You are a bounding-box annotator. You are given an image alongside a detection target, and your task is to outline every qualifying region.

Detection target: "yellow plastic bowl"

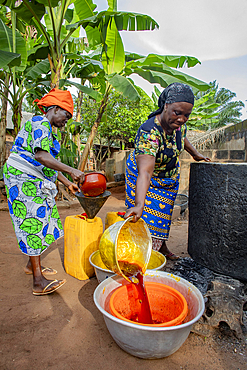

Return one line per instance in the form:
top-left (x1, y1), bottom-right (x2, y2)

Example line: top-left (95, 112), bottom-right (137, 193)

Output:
top-left (89, 250), bottom-right (166, 283)
top-left (147, 250), bottom-right (167, 270)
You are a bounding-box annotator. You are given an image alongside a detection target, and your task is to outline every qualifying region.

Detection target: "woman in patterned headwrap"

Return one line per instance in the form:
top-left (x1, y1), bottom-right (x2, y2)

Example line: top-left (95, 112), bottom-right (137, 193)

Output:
top-left (125, 83), bottom-right (210, 260)
top-left (3, 88), bottom-right (85, 295)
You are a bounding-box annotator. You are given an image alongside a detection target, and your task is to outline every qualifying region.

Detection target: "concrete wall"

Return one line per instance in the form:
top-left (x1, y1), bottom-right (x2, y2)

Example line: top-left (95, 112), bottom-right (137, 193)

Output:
top-left (7, 111), bottom-right (33, 130)
top-left (179, 149), bottom-right (246, 192)
top-left (113, 150), bottom-right (131, 174)
top-left (104, 120), bottom-right (247, 192)
top-left (215, 137), bottom-right (245, 150)
top-left (179, 119), bottom-right (247, 192)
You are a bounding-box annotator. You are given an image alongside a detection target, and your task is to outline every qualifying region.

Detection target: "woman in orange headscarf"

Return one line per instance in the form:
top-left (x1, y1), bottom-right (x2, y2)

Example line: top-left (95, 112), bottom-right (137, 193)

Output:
top-left (3, 89), bottom-right (85, 296)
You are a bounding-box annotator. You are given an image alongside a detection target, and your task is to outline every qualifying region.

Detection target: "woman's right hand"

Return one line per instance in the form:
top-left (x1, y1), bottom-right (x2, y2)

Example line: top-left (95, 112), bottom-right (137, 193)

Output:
top-left (69, 168), bottom-right (85, 184)
top-left (124, 205), bottom-right (144, 223)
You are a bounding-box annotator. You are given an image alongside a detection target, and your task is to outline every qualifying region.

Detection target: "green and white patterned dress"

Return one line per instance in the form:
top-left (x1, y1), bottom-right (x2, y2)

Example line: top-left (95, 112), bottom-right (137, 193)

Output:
top-left (3, 115), bottom-right (64, 256)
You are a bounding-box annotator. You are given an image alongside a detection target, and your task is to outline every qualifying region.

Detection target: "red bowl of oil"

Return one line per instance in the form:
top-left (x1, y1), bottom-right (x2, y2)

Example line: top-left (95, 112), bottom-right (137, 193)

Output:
top-left (80, 172), bottom-right (107, 197)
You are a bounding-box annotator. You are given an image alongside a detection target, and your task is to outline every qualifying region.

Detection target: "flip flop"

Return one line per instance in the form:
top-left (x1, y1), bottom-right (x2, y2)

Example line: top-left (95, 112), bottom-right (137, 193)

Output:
top-left (165, 252), bottom-right (180, 261)
top-left (24, 267), bottom-right (58, 275)
top-left (33, 279), bottom-right (66, 296)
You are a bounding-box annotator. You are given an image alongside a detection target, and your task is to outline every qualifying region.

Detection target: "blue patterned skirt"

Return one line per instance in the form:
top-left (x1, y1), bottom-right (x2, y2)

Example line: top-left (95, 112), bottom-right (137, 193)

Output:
top-left (3, 163), bottom-right (64, 256)
top-left (125, 151), bottom-right (179, 241)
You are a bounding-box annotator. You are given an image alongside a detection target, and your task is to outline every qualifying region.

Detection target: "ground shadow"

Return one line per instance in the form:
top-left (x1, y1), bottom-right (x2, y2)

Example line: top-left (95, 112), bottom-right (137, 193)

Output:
top-left (77, 278), bottom-right (107, 328)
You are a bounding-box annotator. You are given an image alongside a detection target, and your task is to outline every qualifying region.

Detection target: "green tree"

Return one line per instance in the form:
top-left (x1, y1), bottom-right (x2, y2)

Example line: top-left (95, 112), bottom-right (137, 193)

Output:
top-left (193, 81), bottom-right (245, 129)
top-left (98, 87), bottom-right (154, 149)
top-left (0, 0), bottom-right (160, 167)
top-left (1, 0), bottom-right (210, 172)
top-left (81, 87), bottom-right (154, 166)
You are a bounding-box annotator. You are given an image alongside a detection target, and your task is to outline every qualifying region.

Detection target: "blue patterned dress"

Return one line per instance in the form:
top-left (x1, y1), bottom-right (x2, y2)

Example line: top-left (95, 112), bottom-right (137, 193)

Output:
top-left (125, 116), bottom-right (186, 246)
top-left (3, 115), bottom-right (64, 256)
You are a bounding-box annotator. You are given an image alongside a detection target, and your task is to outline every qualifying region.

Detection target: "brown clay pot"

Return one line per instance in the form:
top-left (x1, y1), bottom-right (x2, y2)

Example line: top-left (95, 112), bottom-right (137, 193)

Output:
top-left (80, 172), bottom-right (107, 197)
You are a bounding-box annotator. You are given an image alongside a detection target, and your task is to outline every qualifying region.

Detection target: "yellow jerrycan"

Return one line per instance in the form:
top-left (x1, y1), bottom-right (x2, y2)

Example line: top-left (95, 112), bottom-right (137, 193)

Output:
top-left (105, 211), bottom-right (126, 229)
top-left (64, 214), bottom-right (103, 280)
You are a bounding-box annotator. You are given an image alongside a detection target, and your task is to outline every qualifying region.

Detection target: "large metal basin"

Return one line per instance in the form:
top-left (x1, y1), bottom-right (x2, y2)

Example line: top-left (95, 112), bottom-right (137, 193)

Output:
top-left (94, 271), bottom-right (205, 359)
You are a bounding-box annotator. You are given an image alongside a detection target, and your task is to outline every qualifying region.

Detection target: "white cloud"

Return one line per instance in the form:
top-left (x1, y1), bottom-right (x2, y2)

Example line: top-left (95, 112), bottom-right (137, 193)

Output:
top-left (95, 0), bottom-right (247, 119)
top-left (118, 0), bottom-right (247, 61)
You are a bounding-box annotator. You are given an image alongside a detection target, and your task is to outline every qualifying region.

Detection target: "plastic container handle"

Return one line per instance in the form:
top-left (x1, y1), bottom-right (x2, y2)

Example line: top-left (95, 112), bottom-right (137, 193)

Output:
top-left (77, 214), bottom-right (87, 221)
top-left (117, 212), bottom-right (126, 218)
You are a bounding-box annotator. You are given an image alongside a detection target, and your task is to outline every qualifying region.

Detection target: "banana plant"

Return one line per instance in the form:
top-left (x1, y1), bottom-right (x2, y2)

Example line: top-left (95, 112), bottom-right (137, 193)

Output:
top-left (75, 0), bottom-right (160, 171)
top-left (187, 91), bottom-right (220, 129)
top-left (75, 16), bottom-right (210, 170)
top-left (0, 12), bottom-right (29, 137)
top-left (0, 0), bottom-right (210, 172)
top-left (0, 0), bottom-right (158, 88)
top-left (0, 1), bottom-right (98, 138)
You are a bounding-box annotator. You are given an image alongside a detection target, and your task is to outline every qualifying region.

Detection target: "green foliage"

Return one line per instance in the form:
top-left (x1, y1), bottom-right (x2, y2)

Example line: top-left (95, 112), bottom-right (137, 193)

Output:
top-left (0, 50), bottom-right (21, 69)
top-left (189, 81), bottom-right (245, 129)
top-left (187, 91), bottom-right (220, 129)
top-left (0, 0), bottom-right (210, 173)
top-left (0, 18), bottom-right (27, 71)
top-left (151, 81), bottom-right (244, 131)
top-left (81, 87), bottom-right (155, 149)
top-left (57, 117), bottom-right (83, 175)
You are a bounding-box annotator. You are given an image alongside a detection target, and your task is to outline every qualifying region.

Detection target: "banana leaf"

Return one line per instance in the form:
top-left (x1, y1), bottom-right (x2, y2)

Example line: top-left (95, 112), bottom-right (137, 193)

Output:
top-left (106, 74), bottom-right (140, 101)
top-left (60, 79), bottom-right (102, 102)
top-left (126, 54), bottom-right (201, 69)
top-left (0, 50), bottom-right (21, 68)
top-left (0, 19), bottom-right (27, 71)
top-left (25, 59), bottom-right (50, 79)
top-left (130, 66), bottom-right (209, 92)
top-left (102, 18), bottom-right (125, 74)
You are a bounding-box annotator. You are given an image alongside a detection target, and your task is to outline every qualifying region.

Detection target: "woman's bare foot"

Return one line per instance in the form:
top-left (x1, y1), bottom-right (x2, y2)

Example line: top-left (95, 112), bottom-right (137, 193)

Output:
top-left (159, 240), bottom-right (179, 260)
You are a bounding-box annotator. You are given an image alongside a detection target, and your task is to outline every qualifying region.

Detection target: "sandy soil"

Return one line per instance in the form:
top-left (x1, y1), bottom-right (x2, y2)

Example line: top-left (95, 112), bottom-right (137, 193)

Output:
top-left (0, 186), bottom-right (246, 370)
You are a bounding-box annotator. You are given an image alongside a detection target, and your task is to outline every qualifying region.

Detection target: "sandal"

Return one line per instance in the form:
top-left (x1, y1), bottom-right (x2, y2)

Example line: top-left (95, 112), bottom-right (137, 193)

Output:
top-left (33, 279), bottom-right (66, 296)
top-left (24, 266), bottom-right (57, 275)
top-left (165, 252), bottom-right (180, 261)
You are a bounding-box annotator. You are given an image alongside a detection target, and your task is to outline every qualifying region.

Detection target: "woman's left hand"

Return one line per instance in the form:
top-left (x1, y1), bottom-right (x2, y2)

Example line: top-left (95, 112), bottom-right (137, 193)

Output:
top-left (68, 183), bottom-right (80, 195)
top-left (193, 153), bottom-right (211, 162)
top-left (184, 138), bottom-right (211, 162)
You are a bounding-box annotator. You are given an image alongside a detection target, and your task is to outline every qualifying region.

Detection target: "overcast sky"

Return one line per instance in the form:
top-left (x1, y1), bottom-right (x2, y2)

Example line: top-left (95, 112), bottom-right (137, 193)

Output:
top-left (96, 0), bottom-right (247, 119)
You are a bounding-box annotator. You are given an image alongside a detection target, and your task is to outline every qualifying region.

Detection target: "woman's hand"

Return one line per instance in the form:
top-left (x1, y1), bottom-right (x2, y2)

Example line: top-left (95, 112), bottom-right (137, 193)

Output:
top-left (124, 205), bottom-right (144, 223)
top-left (193, 153), bottom-right (211, 162)
top-left (57, 172), bottom-right (82, 193)
top-left (69, 168), bottom-right (85, 184)
top-left (184, 137), bottom-right (211, 162)
top-left (35, 150), bottom-right (86, 183)
top-left (68, 183), bottom-right (80, 195)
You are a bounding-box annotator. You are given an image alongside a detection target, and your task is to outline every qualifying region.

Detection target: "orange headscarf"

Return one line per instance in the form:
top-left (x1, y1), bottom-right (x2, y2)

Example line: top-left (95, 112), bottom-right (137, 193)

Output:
top-left (33, 88), bottom-right (74, 116)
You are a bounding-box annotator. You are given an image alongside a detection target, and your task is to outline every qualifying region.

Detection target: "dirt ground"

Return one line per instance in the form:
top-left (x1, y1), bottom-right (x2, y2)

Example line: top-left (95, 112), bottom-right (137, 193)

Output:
top-left (0, 186), bottom-right (246, 370)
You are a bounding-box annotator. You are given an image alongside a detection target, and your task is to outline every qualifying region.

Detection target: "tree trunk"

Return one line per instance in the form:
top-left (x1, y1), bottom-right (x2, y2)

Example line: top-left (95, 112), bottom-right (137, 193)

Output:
top-left (48, 54), bottom-right (61, 135)
top-left (48, 53), bottom-right (62, 89)
top-left (74, 90), bottom-right (83, 156)
top-left (12, 101), bottom-right (22, 138)
top-left (78, 98), bottom-right (108, 172)
top-left (0, 81), bottom-right (8, 167)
